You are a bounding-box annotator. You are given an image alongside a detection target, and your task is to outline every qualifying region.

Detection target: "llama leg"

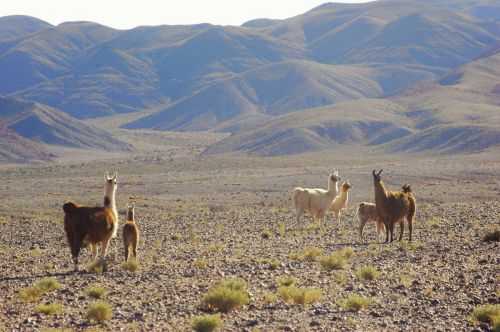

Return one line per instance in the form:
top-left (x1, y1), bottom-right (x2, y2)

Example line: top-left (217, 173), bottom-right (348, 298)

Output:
top-left (334, 210), bottom-right (340, 223)
top-left (296, 208), bottom-right (304, 224)
top-left (399, 219), bottom-right (405, 241)
top-left (90, 243), bottom-right (98, 261)
top-left (101, 238), bottom-right (111, 259)
top-left (359, 219), bottom-right (366, 241)
top-left (124, 243), bottom-right (129, 262)
top-left (337, 211), bottom-right (342, 224)
top-left (408, 216), bottom-right (413, 242)
top-left (133, 239), bottom-right (138, 260)
top-left (390, 222), bottom-right (395, 242)
top-left (384, 220), bottom-right (390, 243)
top-left (71, 238), bottom-right (82, 271)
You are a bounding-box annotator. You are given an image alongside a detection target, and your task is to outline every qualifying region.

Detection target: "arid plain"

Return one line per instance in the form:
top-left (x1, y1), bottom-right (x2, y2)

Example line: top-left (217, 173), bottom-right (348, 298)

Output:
top-left (0, 127), bottom-right (498, 331)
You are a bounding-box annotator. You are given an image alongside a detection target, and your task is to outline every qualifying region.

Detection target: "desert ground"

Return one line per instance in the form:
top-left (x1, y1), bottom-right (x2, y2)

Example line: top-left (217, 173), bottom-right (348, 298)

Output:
top-left (0, 128), bottom-right (499, 331)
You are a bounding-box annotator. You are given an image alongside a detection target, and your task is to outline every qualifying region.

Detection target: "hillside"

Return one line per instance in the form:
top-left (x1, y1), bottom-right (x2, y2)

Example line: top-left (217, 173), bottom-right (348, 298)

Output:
top-left (207, 48), bottom-right (500, 156)
top-left (0, 0), bottom-right (497, 125)
top-left (0, 15), bottom-right (51, 41)
top-left (0, 96), bottom-right (130, 158)
top-left (0, 125), bottom-right (53, 163)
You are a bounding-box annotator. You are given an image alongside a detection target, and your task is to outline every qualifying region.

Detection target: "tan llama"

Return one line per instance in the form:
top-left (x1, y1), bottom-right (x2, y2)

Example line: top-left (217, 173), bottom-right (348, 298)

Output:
top-left (123, 202), bottom-right (140, 262)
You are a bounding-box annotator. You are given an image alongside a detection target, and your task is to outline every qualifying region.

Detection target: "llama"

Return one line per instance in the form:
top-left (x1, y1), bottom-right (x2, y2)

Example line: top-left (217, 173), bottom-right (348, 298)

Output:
top-left (62, 172), bottom-right (118, 271)
top-left (372, 170), bottom-right (416, 243)
top-left (123, 202), bottom-right (140, 262)
top-left (329, 181), bottom-right (351, 223)
top-left (293, 170), bottom-right (341, 224)
top-left (354, 202), bottom-right (385, 242)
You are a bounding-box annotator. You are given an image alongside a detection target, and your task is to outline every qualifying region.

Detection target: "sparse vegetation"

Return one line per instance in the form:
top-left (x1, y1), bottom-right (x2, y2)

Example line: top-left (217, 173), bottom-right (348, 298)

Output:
top-left (319, 253), bottom-right (347, 271)
top-left (262, 292), bottom-right (278, 304)
top-left (121, 259), bottom-right (139, 272)
top-left (88, 260), bottom-right (106, 274)
top-left (355, 266), bottom-right (380, 281)
top-left (86, 285), bottom-right (107, 299)
top-left (470, 304), bottom-right (500, 328)
top-left (194, 258), bottom-right (208, 269)
top-left (36, 303), bottom-right (63, 315)
top-left (86, 301), bottom-right (113, 323)
top-left (35, 278), bottom-right (61, 292)
top-left (277, 276), bottom-right (297, 287)
top-left (338, 294), bottom-right (373, 312)
top-left (19, 287), bottom-right (43, 303)
top-left (301, 247), bottom-right (323, 262)
top-left (202, 278), bottom-right (250, 313)
top-left (192, 314), bottom-right (223, 332)
top-left (277, 286), bottom-right (322, 305)
top-left (261, 229), bottom-right (272, 239)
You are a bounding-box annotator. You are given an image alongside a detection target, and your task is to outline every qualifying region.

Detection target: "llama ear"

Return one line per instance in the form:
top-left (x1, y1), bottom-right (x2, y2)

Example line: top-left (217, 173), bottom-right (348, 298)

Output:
top-left (105, 172), bottom-right (110, 180)
top-left (113, 172), bottom-right (117, 180)
top-left (372, 170), bottom-right (376, 176)
top-left (377, 169), bottom-right (383, 176)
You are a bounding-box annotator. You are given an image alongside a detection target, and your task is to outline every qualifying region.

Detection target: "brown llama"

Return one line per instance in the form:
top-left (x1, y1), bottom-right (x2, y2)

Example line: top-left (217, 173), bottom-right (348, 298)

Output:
top-left (372, 170), bottom-right (416, 243)
top-left (63, 172), bottom-right (118, 271)
top-left (123, 202), bottom-right (140, 262)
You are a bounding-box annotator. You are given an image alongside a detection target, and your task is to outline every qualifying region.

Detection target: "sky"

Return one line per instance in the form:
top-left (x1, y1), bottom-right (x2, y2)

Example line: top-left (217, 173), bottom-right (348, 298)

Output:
top-left (1, 0), bottom-right (373, 29)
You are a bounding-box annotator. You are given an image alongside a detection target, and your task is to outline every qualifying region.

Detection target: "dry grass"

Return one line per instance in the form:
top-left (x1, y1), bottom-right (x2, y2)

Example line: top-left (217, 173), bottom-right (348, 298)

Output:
top-left (470, 304), bottom-right (500, 328)
top-left (86, 285), bottom-right (107, 299)
top-left (192, 314), bottom-right (223, 332)
top-left (355, 266), bottom-right (380, 281)
top-left (202, 278), bottom-right (250, 313)
top-left (36, 303), bottom-right (63, 315)
top-left (86, 301), bottom-right (113, 323)
top-left (277, 286), bottom-right (322, 305)
top-left (338, 294), bottom-right (373, 312)
top-left (121, 259), bottom-right (139, 272)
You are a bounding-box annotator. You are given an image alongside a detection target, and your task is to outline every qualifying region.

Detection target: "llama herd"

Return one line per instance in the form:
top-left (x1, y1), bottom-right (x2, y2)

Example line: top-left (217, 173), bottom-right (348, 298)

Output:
top-left (62, 170), bottom-right (415, 271)
top-left (293, 169), bottom-right (416, 243)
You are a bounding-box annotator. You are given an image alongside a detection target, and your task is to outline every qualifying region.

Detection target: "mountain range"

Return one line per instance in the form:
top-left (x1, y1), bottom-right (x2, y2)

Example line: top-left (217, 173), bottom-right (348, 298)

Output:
top-left (0, 0), bottom-right (499, 160)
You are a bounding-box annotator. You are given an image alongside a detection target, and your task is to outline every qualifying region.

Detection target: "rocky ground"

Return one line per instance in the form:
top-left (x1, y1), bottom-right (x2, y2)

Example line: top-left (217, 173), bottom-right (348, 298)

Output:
top-left (0, 145), bottom-right (499, 331)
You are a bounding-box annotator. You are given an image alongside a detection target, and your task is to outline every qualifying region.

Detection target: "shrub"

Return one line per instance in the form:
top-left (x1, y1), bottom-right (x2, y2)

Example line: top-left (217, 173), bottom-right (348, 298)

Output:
top-left (192, 314), bottom-right (223, 332)
top-left (277, 286), bottom-right (322, 305)
top-left (338, 294), bottom-right (373, 312)
top-left (470, 304), bottom-right (500, 326)
top-left (86, 301), bottom-right (113, 323)
top-left (121, 259), bottom-right (139, 272)
top-left (338, 247), bottom-right (354, 259)
top-left (302, 247), bottom-right (323, 262)
top-left (319, 254), bottom-right (346, 271)
top-left (277, 276), bottom-right (297, 287)
top-left (88, 260), bottom-right (106, 274)
top-left (278, 222), bottom-right (286, 237)
top-left (262, 292), bottom-right (278, 304)
top-left (19, 287), bottom-right (43, 303)
top-left (355, 266), bottom-right (380, 281)
top-left (202, 278), bottom-right (250, 313)
top-left (194, 258), bottom-right (208, 269)
top-left (35, 278), bottom-right (61, 292)
top-left (261, 229), bottom-right (272, 239)
top-left (36, 303), bottom-right (63, 315)
top-left (86, 285), bottom-right (107, 299)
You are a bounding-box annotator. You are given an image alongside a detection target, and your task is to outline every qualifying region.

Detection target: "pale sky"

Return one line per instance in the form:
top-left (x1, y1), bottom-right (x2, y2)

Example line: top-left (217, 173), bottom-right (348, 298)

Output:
top-left (1, 0), bottom-right (373, 29)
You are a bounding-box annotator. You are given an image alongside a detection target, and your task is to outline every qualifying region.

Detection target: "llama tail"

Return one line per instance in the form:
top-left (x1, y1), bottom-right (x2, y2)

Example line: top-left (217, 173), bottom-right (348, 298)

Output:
top-left (401, 184), bottom-right (412, 193)
top-left (63, 202), bottom-right (78, 214)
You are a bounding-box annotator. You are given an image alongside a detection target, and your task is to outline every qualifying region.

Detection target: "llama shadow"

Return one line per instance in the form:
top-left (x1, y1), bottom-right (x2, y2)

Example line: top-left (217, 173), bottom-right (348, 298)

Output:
top-left (0, 270), bottom-right (82, 283)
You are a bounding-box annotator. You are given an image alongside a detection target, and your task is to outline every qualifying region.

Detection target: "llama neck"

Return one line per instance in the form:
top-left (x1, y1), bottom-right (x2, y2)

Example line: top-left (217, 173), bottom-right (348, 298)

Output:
top-left (328, 180), bottom-right (338, 196)
top-left (374, 181), bottom-right (388, 206)
top-left (104, 191), bottom-right (117, 219)
top-left (127, 210), bottom-right (134, 222)
top-left (340, 190), bottom-right (349, 203)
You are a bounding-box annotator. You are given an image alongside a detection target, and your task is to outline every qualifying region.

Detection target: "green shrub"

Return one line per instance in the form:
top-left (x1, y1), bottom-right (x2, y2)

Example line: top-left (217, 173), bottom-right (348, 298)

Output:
top-left (36, 303), bottom-right (63, 315)
top-left (19, 287), bottom-right (43, 303)
top-left (86, 285), bottom-right (107, 299)
top-left (202, 278), bottom-right (250, 313)
top-left (355, 266), bottom-right (380, 281)
top-left (277, 276), bottom-right (297, 287)
top-left (338, 294), bottom-right (373, 312)
top-left (470, 304), bottom-right (500, 326)
top-left (121, 259), bottom-right (139, 272)
top-left (86, 301), bottom-right (113, 323)
top-left (35, 278), bottom-right (61, 292)
top-left (301, 247), bottom-right (323, 261)
top-left (277, 286), bottom-right (322, 305)
top-left (192, 314), bottom-right (223, 332)
top-left (262, 292), bottom-right (278, 304)
top-left (319, 254), bottom-right (346, 271)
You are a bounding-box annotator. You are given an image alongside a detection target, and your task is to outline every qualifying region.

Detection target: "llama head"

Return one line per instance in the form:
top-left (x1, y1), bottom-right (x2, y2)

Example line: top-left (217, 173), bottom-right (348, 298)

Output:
top-left (126, 202), bottom-right (135, 221)
top-left (104, 172), bottom-right (117, 199)
top-left (330, 170), bottom-right (341, 182)
top-left (342, 181), bottom-right (352, 192)
top-left (372, 169), bottom-right (383, 183)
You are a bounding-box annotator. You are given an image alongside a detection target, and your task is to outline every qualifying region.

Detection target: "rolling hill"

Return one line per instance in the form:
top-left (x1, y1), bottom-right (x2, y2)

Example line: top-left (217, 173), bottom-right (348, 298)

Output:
top-left (0, 96), bottom-right (130, 162)
top-left (1, 0), bottom-right (500, 159)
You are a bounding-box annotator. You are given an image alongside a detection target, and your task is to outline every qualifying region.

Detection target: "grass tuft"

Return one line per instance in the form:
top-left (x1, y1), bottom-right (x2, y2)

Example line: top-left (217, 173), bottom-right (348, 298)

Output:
top-left (470, 304), bottom-right (500, 327)
top-left (355, 266), bottom-right (380, 281)
top-left (301, 247), bottom-right (323, 262)
top-left (19, 287), bottom-right (43, 303)
top-left (35, 278), bottom-right (61, 292)
top-left (36, 303), bottom-right (63, 315)
top-left (121, 259), bottom-right (139, 272)
top-left (192, 314), bottom-right (223, 332)
top-left (277, 276), bottom-right (297, 287)
top-left (338, 294), bottom-right (373, 312)
top-left (277, 286), bottom-right (322, 305)
top-left (319, 254), bottom-right (346, 271)
top-left (86, 301), bottom-right (113, 323)
top-left (86, 285), bottom-right (107, 299)
top-left (202, 278), bottom-right (250, 313)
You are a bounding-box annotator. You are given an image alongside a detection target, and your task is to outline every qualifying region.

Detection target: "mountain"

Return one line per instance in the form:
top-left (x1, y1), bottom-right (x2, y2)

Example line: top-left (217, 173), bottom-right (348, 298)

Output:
top-left (0, 125), bottom-right (53, 163)
top-left (207, 48), bottom-right (500, 156)
top-left (0, 96), bottom-right (130, 153)
top-left (0, 16), bottom-right (51, 41)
